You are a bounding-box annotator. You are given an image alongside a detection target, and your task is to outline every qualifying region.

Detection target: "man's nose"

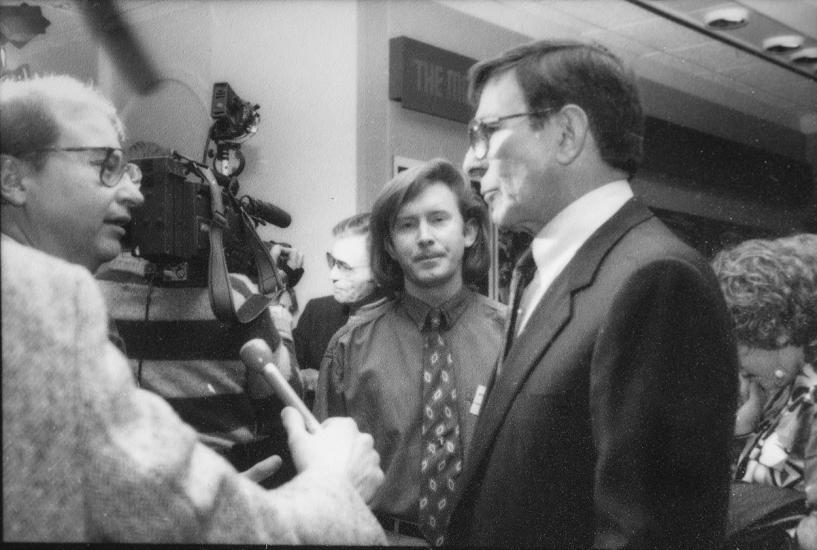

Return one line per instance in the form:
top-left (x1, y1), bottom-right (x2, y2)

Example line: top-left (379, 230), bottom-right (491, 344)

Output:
top-left (417, 219), bottom-right (434, 243)
top-left (117, 175), bottom-right (145, 208)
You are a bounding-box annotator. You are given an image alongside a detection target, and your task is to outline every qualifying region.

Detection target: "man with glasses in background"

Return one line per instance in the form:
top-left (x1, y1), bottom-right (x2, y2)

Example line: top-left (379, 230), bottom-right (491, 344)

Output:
top-left (446, 40), bottom-right (739, 548)
top-left (294, 212), bottom-right (386, 407)
top-left (1, 74), bottom-right (385, 544)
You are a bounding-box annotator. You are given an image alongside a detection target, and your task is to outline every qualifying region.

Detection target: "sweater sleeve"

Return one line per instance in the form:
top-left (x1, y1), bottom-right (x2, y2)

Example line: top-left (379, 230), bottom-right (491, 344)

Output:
top-left (72, 267), bottom-right (383, 544)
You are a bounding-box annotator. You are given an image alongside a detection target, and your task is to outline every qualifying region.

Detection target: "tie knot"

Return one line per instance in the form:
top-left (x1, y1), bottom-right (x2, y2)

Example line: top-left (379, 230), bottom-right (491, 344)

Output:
top-left (426, 308), bottom-right (444, 331)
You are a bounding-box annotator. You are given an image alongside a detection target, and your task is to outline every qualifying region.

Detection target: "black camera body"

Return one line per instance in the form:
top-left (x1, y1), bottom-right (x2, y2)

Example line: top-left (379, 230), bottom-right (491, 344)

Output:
top-left (128, 155), bottom-right (249, 284)
top-left (126, 83), bottom-right (289, 292)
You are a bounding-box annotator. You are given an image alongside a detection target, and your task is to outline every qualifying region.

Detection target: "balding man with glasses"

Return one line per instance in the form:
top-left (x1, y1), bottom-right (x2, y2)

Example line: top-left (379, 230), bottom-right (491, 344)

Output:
top-left (1, 74), bottom-right (385, 544)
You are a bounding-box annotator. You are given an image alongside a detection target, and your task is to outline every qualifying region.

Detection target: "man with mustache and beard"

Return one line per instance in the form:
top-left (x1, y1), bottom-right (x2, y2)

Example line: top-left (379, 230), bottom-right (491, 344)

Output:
top-left (314, 158), bottom-right (505, 547)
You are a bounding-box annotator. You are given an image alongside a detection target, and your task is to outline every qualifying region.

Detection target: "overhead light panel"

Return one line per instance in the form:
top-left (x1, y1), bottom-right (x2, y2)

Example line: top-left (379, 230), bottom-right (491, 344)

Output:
top-left (704, 6), bottom-right (749, 30)
top-left (763, 35), bottom-right (804, 54)
top-left (790, 47), bottom-right (817, 65)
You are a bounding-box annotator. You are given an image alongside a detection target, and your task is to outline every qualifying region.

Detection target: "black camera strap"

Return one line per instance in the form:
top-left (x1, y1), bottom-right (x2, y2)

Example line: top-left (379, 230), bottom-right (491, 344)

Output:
top-left (206, 177), bottom-right (278, 324)
top-left (240, 208), bottom-right (285, 297)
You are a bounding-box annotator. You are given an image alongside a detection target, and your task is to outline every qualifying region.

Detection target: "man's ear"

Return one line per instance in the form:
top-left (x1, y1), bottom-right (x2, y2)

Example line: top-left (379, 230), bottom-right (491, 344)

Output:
top-left (1, 155), bottom-right (29, 206)
top-left (554, 104), bottom-right (590, 166)
top-left (463, 217), bottom-right (478, 248)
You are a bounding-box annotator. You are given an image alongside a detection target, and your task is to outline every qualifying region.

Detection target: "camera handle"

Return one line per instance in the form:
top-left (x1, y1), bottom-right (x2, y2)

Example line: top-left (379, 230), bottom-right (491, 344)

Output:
top-left (182, 153), bottom-right (279, 324)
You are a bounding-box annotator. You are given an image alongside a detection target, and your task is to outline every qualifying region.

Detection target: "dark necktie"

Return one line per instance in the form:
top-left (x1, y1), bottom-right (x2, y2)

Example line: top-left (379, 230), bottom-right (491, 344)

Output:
top-left (504, 248), bottom-right (537, 356)
top-left (418, 308), bottom-right (462, 547)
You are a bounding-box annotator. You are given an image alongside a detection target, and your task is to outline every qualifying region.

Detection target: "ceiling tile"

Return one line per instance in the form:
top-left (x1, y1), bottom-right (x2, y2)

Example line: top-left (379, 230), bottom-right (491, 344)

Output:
top-left (739, 0), bottom-right (817, 40)
top-left (545, 0), bottom-right (656, 29)
top-left (634, 50), bottom-right (703, 88)
top-left (451, 0), bottom-right (582, 37)
top-left (721, 58), bottom-right (812, 91)
top-left (580, 28), bottom-right (656, 59)
top-left (669, 40), bottom-right (758, 71)
top-left (610, 18), bottom-right (710, 51)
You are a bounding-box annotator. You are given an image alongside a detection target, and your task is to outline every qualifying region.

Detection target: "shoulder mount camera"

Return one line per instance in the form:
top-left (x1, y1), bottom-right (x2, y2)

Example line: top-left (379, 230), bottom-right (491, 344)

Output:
top-left (126, 83), bottom-right (292, 324)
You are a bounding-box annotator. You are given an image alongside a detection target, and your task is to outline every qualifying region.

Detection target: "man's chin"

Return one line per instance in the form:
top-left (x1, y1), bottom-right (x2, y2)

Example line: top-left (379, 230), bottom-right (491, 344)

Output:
top-left (95, 241), bottom-right (123, 269)
top-left (491, 210), bottom-right (528, 233)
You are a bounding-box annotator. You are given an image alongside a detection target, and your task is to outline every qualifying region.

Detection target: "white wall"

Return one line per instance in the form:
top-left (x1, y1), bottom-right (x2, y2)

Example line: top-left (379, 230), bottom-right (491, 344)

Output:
top-left (356, 0), bottom-right (529, 210)
top-left (101, 0), bottom-right (360, 311)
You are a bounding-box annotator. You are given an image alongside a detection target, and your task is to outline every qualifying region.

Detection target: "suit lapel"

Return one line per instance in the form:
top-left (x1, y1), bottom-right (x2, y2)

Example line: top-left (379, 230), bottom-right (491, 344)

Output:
top-left (458, 198), bottom-right (655, 494)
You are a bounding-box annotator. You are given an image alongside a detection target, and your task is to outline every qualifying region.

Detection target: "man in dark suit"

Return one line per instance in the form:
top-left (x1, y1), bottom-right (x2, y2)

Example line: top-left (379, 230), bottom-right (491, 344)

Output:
top-left (449, 39), bottom-right (739, 549)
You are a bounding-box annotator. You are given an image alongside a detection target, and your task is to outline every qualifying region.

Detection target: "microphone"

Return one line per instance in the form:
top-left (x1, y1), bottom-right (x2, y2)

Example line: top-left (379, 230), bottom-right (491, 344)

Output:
top-left (240, 338), bottom-right (321, 432)
top-left (80, 1), bottom-right (161, 95)
top-left (241, 196), bottom-right (292, 228)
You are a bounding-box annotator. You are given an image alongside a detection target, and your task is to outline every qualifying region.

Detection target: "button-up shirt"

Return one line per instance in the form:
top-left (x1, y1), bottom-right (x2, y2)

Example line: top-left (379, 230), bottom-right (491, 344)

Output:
top-left (518, 180), bottom-right (633, 333)
top-left (314, 287), bottom-right (506, 521)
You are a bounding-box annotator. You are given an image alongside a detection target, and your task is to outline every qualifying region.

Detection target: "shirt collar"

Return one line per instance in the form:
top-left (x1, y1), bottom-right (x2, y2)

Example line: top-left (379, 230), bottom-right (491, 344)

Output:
top-left (400, 286), bottom-right (472, 330)
top-left (530, 180), bottom-right (633, 273)
top-left (342, 287), bottom-right (388, 316)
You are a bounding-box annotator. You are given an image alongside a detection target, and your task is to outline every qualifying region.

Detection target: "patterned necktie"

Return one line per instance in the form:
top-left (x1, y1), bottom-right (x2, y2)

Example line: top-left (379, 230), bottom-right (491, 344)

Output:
top-left (419, 308), bottom-right (463, 547)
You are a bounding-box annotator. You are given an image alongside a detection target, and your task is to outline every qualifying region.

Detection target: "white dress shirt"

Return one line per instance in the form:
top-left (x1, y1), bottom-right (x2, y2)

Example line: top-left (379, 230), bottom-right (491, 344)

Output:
top-left (517, 180), bottom-right (634, 333)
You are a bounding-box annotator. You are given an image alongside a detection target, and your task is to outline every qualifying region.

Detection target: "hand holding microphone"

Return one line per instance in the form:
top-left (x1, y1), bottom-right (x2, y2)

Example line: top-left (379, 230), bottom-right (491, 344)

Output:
top-left (240, 338), bottom-right (384, 503)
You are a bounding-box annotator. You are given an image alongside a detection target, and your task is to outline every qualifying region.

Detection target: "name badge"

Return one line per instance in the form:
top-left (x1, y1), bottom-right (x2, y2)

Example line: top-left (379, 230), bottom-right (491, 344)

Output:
top-left (469, 385), bottom-right (487, 416)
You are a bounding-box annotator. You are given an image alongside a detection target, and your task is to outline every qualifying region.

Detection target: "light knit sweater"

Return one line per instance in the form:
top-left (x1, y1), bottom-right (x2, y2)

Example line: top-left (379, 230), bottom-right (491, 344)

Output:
top-left (1, 236), bottom-right (385, 544)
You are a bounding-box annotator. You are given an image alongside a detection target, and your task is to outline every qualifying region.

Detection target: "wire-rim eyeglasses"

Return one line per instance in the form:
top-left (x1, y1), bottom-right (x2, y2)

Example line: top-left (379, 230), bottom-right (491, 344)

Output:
top-left (467, 109), bottom-right (554, 160)
top-left (13, 146), bottom-right (142, 188)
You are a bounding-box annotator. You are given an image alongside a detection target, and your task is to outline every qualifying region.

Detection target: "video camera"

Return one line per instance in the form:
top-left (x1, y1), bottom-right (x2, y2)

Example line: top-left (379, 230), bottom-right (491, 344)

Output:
top-left (209, 82), bottom-right (259, 180)
top-left (128, 84), bottom-right (292, 305)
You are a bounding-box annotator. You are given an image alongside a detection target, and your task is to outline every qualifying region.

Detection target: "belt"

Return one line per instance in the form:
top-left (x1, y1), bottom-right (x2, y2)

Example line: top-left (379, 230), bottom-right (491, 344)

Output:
top-left (376, 514), bottom-right (425, 539)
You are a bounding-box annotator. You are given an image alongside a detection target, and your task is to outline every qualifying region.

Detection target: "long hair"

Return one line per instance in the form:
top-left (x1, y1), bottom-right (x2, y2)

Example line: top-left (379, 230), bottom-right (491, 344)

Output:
top-left (370, 158), bottom-right (490, 293)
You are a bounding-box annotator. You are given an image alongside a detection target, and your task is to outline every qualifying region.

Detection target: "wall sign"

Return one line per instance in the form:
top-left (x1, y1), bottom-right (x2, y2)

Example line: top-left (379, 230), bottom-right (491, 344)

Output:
top-left (389, 36), bottom-right (476, 123)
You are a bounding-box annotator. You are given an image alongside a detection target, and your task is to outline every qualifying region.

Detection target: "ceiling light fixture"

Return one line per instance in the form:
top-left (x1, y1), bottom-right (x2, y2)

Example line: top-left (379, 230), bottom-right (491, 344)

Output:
top-left (704, 6), bottom-right (749, 30)
top-left (790, 47), bottom-right (817, 64)
top-left (763, 35), bottom-right (804, 54)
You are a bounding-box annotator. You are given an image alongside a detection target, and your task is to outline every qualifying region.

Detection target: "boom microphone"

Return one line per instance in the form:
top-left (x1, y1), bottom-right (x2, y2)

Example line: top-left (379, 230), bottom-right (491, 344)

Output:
top-left (80, 1), bottom-right (161, 95)
top-left (239, 338), bottom-right (320, 432)
top-left (241, 196), bottom-right (292, 228)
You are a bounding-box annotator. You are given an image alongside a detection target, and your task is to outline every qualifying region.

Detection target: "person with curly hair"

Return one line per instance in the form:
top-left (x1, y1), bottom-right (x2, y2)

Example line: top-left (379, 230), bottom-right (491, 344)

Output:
top-left (712, 234), bottom-right (817, 548)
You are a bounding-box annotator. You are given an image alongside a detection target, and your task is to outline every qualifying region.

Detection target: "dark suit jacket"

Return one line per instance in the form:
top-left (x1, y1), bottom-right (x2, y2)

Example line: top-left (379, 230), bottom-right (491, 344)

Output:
top-left (294, 295), bottom-right (350, 372)
top-left (447, 199), bottom-right (738, 549)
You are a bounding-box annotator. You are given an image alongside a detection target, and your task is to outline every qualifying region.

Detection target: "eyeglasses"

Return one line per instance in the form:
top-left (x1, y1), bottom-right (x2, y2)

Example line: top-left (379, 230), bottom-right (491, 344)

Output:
top-left (326, 252), bottom-right (368, 274)
top-left (19, 147), bottom-right (142, 188)
top-left (467, 109), bottom-right (554, 160)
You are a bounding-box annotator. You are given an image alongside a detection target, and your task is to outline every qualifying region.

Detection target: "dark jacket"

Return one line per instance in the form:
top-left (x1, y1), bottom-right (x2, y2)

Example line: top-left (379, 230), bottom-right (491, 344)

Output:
top-left (294, 291), bottom-right (385, 372)
top-left (447, 199), bottom-right (739, 549)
